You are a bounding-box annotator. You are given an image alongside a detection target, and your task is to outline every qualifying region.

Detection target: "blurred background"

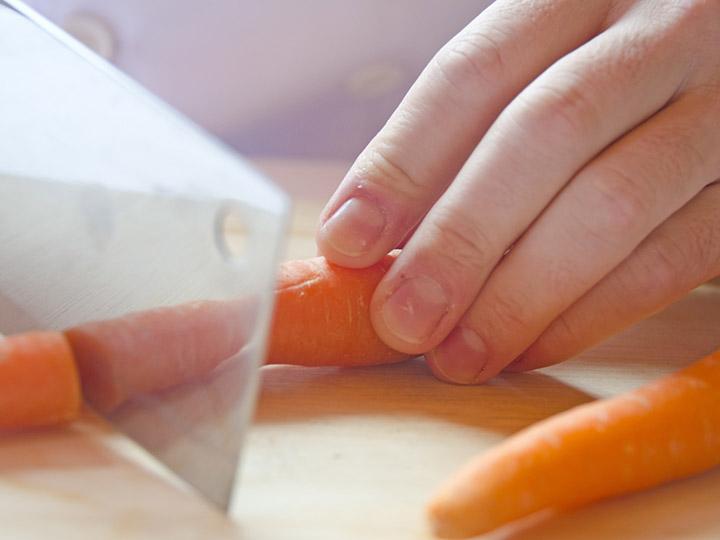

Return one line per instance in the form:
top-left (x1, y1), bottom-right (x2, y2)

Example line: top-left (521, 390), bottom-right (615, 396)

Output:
top-left (24, 1), bottom-right (489, 162)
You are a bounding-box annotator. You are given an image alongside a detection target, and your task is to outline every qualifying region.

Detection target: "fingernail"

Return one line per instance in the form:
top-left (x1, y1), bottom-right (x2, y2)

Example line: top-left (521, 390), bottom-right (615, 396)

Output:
top-left (430, 326), bottom-right (487, 384)
top-left (321, 197), bottom-right (386, 257)
top-left (380, 276), bottom-right (448, 344)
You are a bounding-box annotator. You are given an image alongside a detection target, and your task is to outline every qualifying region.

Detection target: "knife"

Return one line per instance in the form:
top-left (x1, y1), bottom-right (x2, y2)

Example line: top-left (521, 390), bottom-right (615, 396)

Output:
top-left (0, 0), bottom-right (289, 512)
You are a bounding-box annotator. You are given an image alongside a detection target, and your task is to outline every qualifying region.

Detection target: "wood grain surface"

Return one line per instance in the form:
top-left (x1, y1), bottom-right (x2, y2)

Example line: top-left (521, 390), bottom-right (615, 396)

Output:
top-left (2, 160), bottom-right (719, 539)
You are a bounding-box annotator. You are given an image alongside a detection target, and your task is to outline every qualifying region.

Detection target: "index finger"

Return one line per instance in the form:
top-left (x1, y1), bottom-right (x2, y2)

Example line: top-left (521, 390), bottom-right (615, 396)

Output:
top-left (316, 0), bottom-right (612, 268)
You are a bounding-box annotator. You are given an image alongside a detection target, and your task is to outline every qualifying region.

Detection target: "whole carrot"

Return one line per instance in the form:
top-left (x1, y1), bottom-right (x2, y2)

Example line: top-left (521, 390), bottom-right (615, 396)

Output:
top-left (427, 349), bottom-right (720, 538)
top-left (0, 332), bottom-right (81, 430)
top-left (266, 254), bottom-right (410, 367)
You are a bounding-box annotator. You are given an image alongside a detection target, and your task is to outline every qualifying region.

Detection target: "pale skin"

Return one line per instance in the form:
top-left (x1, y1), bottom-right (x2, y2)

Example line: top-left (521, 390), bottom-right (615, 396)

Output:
top-left (316, 0), bottom-right (720, 384)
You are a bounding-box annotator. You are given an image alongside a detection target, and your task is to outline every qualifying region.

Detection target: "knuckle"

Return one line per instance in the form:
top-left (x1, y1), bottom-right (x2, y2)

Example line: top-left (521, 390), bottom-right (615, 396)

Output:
top-left (433, 30), bottom-right (506, 93)
top-left (663, 137), bottom-right (705, 184)
top-left (675, 190), bottom-right (720, 276)
top-left (522, 76), bottom-right (600, 141)
top-left (530, 313), bottom-right (583, 363)
top-left (355, 146), bottom-right (425, 200)
top-left (425, 213), bottom-right (493, 273)
top-left (624, 184), bottom-right (720, 297)
top-left (635, 123), bottom-right (706, 184)
top-left (545, 313), bottom-right (582, 349)
top-left (481, 289), bottom-right (535, 336)
top-left (545, 257), bottom-right (584, 300)
top-left (637, 233), bottom-right (689, 293)
top-left (651, 0), bottom-right (720, 54)
top-left (584, 165), bottom-right (653, 235)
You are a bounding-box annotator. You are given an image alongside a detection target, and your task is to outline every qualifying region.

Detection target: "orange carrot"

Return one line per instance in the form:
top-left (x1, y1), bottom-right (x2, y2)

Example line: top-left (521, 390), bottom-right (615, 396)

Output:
top-left (0, 332), bottom-right (81, 430)
top-left (64, 300), bottom-right (250, 413)
top-left (64, 255), bottom-right (409, 413)
top-left (266, 254), bottom-right (411, 367)
top-left (427, 350), bottom-right (720, 538)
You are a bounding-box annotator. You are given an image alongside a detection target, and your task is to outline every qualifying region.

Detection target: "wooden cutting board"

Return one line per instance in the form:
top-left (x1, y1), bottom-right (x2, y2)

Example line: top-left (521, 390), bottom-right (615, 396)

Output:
top-left (2, 160), bottom-right (720, 540)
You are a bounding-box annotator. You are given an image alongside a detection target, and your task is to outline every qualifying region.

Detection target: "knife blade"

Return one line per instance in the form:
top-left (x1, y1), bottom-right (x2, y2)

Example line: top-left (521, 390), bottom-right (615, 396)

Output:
top-left (0, 0), bottom-right (288, 511)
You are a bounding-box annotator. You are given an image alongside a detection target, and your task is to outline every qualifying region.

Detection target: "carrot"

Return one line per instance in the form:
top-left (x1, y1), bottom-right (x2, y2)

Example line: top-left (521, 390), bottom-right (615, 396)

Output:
top-left (266, 254), bottom-right (411, 367)
top-left (2, 255), bottom-right (409, 422)
top-left (0, 332), bottom-right (81, 430)
top-left (427, 349), bottom-right (720, 538)
top-left (64, 255), bottom-right (409, 413)
top-left (64, 300), bottom-right (250, 413)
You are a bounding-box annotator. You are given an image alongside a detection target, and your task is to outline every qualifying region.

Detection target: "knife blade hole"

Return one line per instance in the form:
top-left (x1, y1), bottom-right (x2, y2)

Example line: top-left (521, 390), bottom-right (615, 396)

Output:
top-left (215, 207), bottom-right (248, 262)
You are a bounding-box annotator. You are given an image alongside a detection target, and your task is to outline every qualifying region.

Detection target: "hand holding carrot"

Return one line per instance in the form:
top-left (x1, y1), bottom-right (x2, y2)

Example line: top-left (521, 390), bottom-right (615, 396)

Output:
top-left (317, 0), bottom-right (720, 385)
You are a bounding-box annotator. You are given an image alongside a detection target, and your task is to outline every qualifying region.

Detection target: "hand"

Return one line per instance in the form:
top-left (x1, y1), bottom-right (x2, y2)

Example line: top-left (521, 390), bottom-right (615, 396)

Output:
top-left (316, 0), bottom-right (720, 384)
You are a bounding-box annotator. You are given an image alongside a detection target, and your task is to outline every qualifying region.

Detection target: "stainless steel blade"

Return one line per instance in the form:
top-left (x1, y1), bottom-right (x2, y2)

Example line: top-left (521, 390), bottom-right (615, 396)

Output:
top-left (0, 1), bottom-right (288, 511)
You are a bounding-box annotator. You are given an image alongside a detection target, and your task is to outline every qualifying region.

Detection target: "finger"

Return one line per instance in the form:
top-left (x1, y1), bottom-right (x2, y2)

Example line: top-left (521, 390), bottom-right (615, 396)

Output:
top-left (373, 5), bottom-right (697, 355)
top-left (511, 180), bottom-right (720, 372)
top-left (316, 0), bottom-right (612, 268)
top-left (426, 81), bottom-right (720, 383)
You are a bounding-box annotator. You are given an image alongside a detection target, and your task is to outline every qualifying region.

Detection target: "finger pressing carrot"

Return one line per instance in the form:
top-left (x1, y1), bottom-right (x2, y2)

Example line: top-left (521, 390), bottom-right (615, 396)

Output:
top-left (64, 300), bottom-right (250, 413)
top-left (427, 349), bottom-right (720, 538)
top-left (0, 332), bottom-right (81, 431)
top-left (266, 254), bottom-right (411, 367)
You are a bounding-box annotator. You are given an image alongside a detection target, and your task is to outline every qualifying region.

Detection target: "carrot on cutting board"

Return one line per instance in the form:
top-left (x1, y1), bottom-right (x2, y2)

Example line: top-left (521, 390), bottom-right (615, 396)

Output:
top-left (0, 254), bottom-right (406, 426)
top-left (266, 254), bottom-right (410, 367)
top-left (0, 332), bottom-right (81, 431)
top-left (64, 255), bottom-right (409, 413)
top-left (427, 349), bottom-right (720, 538)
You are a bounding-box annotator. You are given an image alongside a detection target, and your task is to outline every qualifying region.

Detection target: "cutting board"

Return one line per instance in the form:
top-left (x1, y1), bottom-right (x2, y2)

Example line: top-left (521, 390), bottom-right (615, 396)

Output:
top-left (2, 160), bottom-right (720, 540)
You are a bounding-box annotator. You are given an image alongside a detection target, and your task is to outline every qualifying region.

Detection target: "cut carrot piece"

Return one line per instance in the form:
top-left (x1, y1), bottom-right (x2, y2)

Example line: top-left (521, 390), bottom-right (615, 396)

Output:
top-left (427, 350), bottom-right (720, 538)
top-left (266, 254), bottom-right (411, 367)
top-left (0, 332), bottom-right (81, 430)
top-left (65, 300), bottom-right (249, 413)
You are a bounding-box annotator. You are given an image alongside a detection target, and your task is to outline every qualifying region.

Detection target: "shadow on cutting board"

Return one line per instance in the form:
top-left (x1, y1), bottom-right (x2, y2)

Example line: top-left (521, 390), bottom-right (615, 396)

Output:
top-left (255, 359), bottom-right (595, 436)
